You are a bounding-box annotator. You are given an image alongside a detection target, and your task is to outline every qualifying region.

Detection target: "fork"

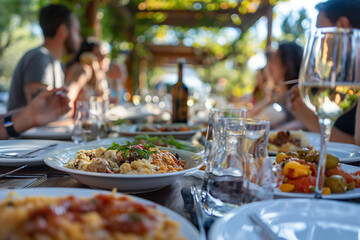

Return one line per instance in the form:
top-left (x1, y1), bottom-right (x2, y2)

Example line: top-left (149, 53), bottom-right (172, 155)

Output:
top-left (22, 175), bottom-right (48, 188)
top-left (0, 144), bottom-right (57, 158)
top-left (0, 165), bottom-right (27, 178)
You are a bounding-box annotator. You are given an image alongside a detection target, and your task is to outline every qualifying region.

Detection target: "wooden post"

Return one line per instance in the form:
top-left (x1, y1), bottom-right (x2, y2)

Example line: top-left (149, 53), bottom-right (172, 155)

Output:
top-left (85, 0), bottom-right (101, 38)
top-left (266, 6), bottom-right (273, 50)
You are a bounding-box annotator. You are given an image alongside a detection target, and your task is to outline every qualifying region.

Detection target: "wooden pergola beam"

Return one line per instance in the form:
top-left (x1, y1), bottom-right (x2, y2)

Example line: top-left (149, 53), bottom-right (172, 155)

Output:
top-left (136, 4), bottom-right (273, 32)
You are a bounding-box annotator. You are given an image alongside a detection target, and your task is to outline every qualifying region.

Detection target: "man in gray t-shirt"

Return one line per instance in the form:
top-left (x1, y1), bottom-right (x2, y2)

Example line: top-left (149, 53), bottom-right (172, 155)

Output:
top-left (8, 47), bottom-right (64, 110)
top-left (7, 4), bottom-right (81, 111)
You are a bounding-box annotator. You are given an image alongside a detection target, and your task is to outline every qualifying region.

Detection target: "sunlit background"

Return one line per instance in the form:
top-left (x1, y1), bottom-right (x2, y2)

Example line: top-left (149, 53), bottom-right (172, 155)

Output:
top-left (0, 0), bottom-right (322, 106)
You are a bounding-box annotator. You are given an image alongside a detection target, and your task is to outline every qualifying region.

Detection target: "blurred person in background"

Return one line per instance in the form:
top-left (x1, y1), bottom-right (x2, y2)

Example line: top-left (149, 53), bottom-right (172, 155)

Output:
top-left (107, 62), bottom-right (128, 104)
top-left (1, 87), bottom-right (70, 139)
top-left (65, 37), bottom-right (110, 105)
top-left (286, 0), bottom-right (360, 144)
top-left (252, 42), bottom-right (303, 128)
top-left (7, 4), bottom-right (83, 111)
top-left (247, 67), bottom-right (273, 116)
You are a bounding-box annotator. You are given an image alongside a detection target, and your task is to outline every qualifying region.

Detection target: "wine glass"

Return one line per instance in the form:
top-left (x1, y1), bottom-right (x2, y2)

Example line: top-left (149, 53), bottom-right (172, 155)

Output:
top-left (299, 27), bottom-right (360, 198)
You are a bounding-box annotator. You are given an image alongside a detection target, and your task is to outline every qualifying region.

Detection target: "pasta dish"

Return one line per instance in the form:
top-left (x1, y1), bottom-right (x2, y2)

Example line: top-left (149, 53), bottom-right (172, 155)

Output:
top-left (65, 142), bottom-right (185, 174)
top-left (0, 191), bottom-right (184, 240)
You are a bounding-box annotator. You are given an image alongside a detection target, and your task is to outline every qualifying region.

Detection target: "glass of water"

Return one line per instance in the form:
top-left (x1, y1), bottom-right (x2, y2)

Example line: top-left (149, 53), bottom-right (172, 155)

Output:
top-left (72, 100), bottom-right (101, 144)
top-left (242, 118), bottom-right (273, 203)
top-left (201, 118), bottom-right (246, 217)
top-left (204, 108), bottom-right (247, 166)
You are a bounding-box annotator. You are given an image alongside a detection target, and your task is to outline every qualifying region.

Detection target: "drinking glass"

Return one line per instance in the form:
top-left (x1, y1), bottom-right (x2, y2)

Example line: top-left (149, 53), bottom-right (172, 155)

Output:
top-left (90, 96), bottom-right (108, 139)
top-left (242, 118), bottom-right (273, 203)
top-left (204, 108), bottom-right (247, 165)
top-left (299, 27), bottom-right (360, 198)
top-left (201, 118), bottom-right (246, 217)
top-left (72, 100), bottom-right (101, 144)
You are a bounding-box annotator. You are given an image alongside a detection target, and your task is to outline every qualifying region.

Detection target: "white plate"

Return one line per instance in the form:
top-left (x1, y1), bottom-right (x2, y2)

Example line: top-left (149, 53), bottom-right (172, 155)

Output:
top-left (269, 131), bottom-right (360, 163)
top-left (21, 125), bottom-right (73, 140)
top-left (44, 141), bottom-right (203, 193)
top-left (106, 105), bottom-right (154, 121)
top-left (275, 164), bottom-right (360, 199)
top-left (209, 198), bottom-right (360, 240)
top-left (0, 187), bottom-right (199, 240)
top-left (0, 140), bottom-right (74, 167)
top-left (113, 123), bottom-right (205, 140)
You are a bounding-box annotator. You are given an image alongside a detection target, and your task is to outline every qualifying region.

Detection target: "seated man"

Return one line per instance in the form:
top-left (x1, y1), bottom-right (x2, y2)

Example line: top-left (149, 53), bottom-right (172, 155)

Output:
top-left (7, 4), bottom-right (82, 111)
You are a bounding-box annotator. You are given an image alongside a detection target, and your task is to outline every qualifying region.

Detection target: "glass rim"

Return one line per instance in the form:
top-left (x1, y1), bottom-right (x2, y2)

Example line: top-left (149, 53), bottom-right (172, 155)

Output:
top-left (210, 108), bottom-right (247, 114)
top-left (309, 27), bottom-right (360, 35)
top-left (245, 118), bottom-right (270, 124)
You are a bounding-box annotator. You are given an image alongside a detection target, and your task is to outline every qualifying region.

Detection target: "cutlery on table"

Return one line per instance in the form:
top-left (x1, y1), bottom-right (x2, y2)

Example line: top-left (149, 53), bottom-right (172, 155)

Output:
top-left (249, 212), bottom-right (286, 240)
top-left (0, 143), bottom-right (57, 158)
top-left (0, 165), bottom-right (27, 178)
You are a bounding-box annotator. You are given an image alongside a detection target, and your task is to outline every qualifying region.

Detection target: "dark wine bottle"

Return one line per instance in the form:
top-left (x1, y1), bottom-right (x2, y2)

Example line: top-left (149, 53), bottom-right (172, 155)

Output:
top-left (171, 58), bottom-right (188, 123)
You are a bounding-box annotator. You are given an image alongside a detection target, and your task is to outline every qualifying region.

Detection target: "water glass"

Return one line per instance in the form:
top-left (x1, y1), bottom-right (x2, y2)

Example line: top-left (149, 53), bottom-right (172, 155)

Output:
top-left (90, 96), bottom-right (108, 139)
top-left (201, 118), bottom-right (246, 217)
top-left (242, 118), bottom-right (273, 203)
top-left (204, 108), bottom-right (247, 165)
top-left (72, 100), bottom-right (101, 144)
top-left (201, 117), bottom-right (274, 217)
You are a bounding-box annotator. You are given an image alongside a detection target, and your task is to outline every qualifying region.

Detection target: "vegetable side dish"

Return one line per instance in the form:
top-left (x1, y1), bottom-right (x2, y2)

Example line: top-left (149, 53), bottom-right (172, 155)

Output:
top-left (140, 125), bottom-right (191, 132)
top-left (0, 191), bottom-right (184, 240)
top-left (65, 142), bottom-right (185, 174)
top-left (276, 148), bottom-right (360, 194)
top-left (132, 135), bottom-right (194, 151)
top-left (268, 130), bottom-right (311, 152)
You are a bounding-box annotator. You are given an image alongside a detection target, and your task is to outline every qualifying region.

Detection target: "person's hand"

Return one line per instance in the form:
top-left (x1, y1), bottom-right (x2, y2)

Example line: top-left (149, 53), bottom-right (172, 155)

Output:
top-left (26, 87), bottom-right (70, 126)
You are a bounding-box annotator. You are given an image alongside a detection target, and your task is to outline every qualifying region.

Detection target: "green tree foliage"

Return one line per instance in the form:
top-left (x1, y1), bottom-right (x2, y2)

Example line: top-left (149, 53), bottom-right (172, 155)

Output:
top-left (0, 0), bottom-right (38, 59)
top-left (279, 8), bottom-right (309, 42)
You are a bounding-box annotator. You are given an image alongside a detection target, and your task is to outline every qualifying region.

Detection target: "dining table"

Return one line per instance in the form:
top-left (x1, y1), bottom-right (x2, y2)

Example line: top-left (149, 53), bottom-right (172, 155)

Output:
top-left (0, 162), bottom-right (205, 226)
top-left (3, 119), bottom-right (360, 240)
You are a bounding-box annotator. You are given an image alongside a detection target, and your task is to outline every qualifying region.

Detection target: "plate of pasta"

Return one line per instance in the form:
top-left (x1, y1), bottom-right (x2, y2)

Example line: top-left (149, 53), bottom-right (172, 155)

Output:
top-left (0, 187), bottom-right (199, 240)
top-left (44, 141), bottom-right (203, 193)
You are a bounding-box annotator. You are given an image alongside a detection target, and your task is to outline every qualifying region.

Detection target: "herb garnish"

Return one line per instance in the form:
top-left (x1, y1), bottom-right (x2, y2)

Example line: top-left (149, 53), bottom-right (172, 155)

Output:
top-left (106, 141), bottom-right (158, 160)
top-left (133, 135), bottom-right (191, 151)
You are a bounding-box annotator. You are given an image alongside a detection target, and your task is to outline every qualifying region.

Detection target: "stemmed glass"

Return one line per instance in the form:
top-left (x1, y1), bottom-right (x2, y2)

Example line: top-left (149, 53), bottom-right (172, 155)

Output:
top-left (299, 27), bottom-right (360, 198)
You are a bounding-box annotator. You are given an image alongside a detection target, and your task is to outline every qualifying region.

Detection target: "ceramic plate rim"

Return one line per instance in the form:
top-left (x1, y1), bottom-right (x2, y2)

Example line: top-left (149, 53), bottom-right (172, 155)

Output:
top-left (0, 140), bottom-right (74, 166)
top-left (0, 187), bottom-right (200, 240)
top-left (115, 123), bottom-right (206, 137)
top-left (209, 198), bottom-right (360, 240)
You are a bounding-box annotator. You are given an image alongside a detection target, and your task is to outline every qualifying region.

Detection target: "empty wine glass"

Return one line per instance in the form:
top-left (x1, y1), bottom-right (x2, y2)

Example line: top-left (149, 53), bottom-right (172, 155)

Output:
top-left (299, 27), bottom-right (360, 198)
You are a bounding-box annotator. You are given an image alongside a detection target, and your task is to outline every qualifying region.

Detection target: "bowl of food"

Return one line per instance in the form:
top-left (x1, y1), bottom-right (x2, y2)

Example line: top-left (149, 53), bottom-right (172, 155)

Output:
top-left (274, 148), bottom-right (360, 199)
top-left (0, 188), bottom-right (200, 239)
top-left (45, 141), bottom-right (203, 193)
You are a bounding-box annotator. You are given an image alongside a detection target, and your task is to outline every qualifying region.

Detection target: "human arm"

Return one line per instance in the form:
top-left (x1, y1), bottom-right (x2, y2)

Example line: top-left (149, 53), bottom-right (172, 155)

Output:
top-left (0, 87), bottom-right (70, 140)
top-left (24, 82), bottom-right (49, 103)
top-left (66, 63), bottom-right (93, 104)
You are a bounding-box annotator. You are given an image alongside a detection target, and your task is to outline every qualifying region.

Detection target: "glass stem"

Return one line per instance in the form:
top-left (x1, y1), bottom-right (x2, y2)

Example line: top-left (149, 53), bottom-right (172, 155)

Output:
top-left (315, 118), bottom-right (333, 199)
